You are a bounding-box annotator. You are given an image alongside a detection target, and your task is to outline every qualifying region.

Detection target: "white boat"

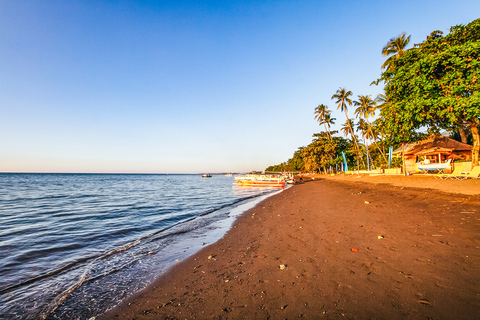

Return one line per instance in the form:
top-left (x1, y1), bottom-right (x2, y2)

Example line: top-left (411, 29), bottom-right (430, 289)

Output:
top-left (417, 158), bottom-right (452, 172)
top-left (234, 174), bottom-right (285, 187)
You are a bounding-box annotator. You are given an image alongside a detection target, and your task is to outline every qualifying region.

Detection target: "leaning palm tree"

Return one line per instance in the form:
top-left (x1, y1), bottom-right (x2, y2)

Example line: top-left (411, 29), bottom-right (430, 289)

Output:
top-left (324, 113), bottom-right (336, 137)
top-left (314, 104), bottom-right (332, 139)
top-left (341, 119), bottom-right (361, 169)
top-left (356, 118), bottom-right (374, 170)
top-left (354, 94), bottom-right (388, 164)
top-left (374, 93), bottom-right (389, 109)
top-left (332, 88), bottom-right (355, 142)
top-left (381, 32), bottom-right (411, 69)
top-left (332, 87), bottom-right (363, 168)
top-left (341, 119), bottom-right (356, 137)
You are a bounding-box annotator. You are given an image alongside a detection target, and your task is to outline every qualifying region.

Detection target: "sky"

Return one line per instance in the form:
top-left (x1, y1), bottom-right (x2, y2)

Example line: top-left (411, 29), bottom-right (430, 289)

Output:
top-left (1, 0), bottom-right (479, 173)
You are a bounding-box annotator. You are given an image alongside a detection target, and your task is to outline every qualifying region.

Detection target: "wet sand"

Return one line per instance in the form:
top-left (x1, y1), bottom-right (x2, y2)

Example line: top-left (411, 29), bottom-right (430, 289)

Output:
top-left (102, 175), bottom-right (480, 319)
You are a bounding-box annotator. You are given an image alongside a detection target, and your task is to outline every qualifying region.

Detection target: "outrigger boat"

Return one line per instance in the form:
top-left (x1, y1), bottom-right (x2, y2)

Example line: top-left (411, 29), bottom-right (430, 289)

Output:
top-left (234, 174), bottom-right (286, 187)
top-left (417, 158), bottom-right (452, 173)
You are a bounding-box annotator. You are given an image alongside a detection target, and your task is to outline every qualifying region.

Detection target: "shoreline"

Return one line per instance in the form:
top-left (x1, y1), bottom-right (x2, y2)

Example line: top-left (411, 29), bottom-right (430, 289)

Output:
top-left (101, 176), bottom-right (480, 319)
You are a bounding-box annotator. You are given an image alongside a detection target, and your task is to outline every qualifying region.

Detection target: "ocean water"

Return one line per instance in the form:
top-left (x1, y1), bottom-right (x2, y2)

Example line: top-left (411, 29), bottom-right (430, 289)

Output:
top-left (0, 173), bottom-right (282, 320)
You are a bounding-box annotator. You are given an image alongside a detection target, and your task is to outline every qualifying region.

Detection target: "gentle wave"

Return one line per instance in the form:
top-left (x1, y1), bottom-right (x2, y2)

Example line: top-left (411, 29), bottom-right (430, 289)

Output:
top-left (0, 174), bottom-right (277, 320)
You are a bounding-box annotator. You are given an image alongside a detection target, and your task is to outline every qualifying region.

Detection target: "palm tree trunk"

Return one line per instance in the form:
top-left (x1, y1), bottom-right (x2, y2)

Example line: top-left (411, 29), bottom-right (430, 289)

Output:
top-left (345, 111), bottom-right (364, 170)
top-left (324, 123), bottom-right (331, 139)
top-left (366, 118), bottom-right (388, 164)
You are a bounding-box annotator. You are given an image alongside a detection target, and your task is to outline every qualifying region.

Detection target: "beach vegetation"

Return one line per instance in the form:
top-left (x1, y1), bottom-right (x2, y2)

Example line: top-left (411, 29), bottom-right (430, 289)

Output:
top-left (378, 18), bottom-right (480, 166)
top-left (381, 32), bottom-right (411, 69)
top-left (354, 95), bottom-right (389, 164)
top-left (267, 18), bottom-right (479, 173)
top-left (314, 104), bottom-right (335, 139)
top-left (332, 88), bottom-right (367, 169)
top-left (301, 132), bottom-right (350, 173)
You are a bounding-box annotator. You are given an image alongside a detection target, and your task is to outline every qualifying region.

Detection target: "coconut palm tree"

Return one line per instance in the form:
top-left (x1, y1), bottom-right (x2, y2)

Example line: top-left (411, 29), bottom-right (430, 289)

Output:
top-left (332, 87), bottom-right (363, 168)
top-left (341, 119), bottom-right (361, 169)
top-left (357, 118), bottom-right (373, 170)
top-left (314, 104), bottom-right (332, 139)
top-left (381, 33), bottom-right (411, 69)
top-left (374, 93), bottom-right (388, 109)
top-left (354, 94), bottom-right (388, 164)
top-left (332, 88), bottom-right (356, 143)
top-left (341, 119), bottom-right (356, 138)
top-left (356, 118), bottom-right (369, 138)
top-left (324, 113), bottom-right (336, 137)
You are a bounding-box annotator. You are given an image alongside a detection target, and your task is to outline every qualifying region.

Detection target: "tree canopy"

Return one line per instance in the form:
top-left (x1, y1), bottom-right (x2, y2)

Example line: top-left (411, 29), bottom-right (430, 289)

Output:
top-left (379, 18), bottom-right (480, 165)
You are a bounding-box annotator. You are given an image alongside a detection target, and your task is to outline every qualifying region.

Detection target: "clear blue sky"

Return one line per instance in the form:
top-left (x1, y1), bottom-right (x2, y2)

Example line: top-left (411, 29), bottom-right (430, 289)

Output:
top-left (1, 0), bottom-right (479, 173)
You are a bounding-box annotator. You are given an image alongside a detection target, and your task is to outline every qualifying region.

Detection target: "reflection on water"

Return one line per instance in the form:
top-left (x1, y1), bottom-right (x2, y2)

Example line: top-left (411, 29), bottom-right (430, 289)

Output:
top-left (0, 174), bottom-right (280, 320)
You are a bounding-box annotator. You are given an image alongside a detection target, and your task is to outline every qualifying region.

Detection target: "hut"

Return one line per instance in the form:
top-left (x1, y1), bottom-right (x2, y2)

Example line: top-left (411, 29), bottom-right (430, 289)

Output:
top-left (393, 135), bottom-right (472, 173)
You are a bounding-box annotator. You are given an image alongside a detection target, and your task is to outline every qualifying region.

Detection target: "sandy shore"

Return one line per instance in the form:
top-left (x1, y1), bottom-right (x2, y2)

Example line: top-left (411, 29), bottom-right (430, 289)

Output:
top-left (101, 175), bottom-right (480, 320)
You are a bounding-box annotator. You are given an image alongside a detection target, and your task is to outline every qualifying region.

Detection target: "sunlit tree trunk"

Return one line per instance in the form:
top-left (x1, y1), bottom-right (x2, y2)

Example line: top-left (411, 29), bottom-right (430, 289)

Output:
top-left (469, 121), bottom-right (479, 167)
top-left (458, 125), bottom-right (468, 144)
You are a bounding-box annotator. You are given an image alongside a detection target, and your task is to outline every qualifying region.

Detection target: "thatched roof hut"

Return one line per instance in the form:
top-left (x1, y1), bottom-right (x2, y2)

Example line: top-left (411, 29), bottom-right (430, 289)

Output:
top-left (393, 135), bottom-right (472, 172)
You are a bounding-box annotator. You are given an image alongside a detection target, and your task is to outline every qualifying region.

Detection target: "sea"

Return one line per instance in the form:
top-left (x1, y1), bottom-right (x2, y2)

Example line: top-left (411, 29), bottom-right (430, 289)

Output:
top-left (0, 173), bottom-right (283, 320)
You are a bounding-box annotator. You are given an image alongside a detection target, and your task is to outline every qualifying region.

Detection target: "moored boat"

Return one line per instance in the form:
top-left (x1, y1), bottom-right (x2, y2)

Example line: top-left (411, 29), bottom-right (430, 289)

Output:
top-left (234, 174), bottom-right (285, 187)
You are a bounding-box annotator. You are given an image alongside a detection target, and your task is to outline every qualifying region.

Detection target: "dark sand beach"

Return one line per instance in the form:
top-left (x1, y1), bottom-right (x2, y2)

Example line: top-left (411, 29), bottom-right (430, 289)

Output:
top-left (102, 175), bottom-right (480, 319)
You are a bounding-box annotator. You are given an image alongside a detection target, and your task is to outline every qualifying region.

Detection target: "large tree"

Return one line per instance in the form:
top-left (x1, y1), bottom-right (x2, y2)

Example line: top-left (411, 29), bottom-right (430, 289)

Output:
top-left (379, 18), bottom-right (480, 166)
top-left (301, 132), bottom-right (348, 173)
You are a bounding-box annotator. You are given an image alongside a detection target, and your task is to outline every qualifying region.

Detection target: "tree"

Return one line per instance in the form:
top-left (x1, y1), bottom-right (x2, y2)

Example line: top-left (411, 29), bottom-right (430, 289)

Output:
top-left (314, 104), bottom-right (333, 138)
top-left (332, 87), bottom-right (363, 168)
top-left (354, 94), bottom-right (388, 163)
top-left (324, 113), bottom-right (336, 137)
top-left (341, 119), bottom-right (356, 138)
top-left (301, 132), bottom-right (348, 173)
top-left (379, 18), bottom-right (480, 166)
top-left (381, 32), bottom-right (411, 69)
top-left (289, 147), bottom-right (305, 171)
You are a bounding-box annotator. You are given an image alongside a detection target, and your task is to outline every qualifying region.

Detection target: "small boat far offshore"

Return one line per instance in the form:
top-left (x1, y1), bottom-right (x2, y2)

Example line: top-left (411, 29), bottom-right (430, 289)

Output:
top-left (234, 174), bottom-right (285, 187)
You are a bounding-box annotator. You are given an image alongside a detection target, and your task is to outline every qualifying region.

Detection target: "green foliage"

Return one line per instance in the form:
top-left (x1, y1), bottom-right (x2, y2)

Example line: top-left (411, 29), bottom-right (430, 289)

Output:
top-left (301, 131), bottom-right (349, 172)
top-left (265, 162), bottom-right (291, 172)
top-left (381, 33), bottom-right (411, 69)
top-left (379, 18), bottom-right (480, 165)
top-left (289, 147), bottom-right (305, 171)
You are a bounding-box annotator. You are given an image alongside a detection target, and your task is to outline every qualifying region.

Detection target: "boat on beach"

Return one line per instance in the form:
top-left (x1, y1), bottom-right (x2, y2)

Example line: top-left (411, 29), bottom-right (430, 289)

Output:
top-left (234, 174), bottom-right (286, 187)
top-left (417, 158), bottom-right (452, 173)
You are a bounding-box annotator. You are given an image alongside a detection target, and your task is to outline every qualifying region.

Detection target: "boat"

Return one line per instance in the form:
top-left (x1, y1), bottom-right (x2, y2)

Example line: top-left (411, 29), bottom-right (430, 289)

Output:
top-left (417, 158), bottom-right (452, 173)
top-left (234, 174), bottom-right (285, 187)
top-left (201, 174), bottom-right (212, 178)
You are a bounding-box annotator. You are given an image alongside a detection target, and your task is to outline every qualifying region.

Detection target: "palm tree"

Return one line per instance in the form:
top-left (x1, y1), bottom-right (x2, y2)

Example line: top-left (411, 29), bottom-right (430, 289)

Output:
top-left (341, 119), bottom-right (355, 138)
top-left (357, 119), bottom-right (372, 170)
top-left (341, 119), bottom-right (361, 169)
top-left (354, 94), bottom-right (388, 164)
top-left (374, 93), bottom-right (389, 109)
top-left (332, 88), bottom-right (355, 141)
top-left (381, 33), bottom-right (411, 69)
top-left (324, 113), bottom-right (336, 136)
top-left (356, 118), bottom-right (369, 138)
top-left (314, 104), bottom-right (332, 139)
top-left (332, 87), bottom-right (363, 168)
